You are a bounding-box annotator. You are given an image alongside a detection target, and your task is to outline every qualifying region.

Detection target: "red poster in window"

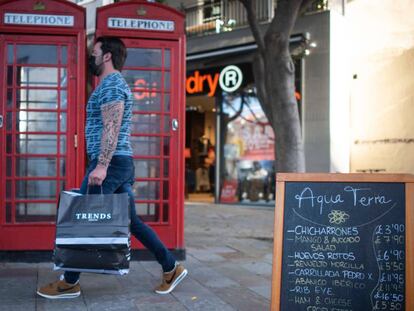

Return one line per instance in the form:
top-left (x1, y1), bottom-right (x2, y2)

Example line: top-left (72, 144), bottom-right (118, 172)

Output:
top-left (220, 180), bottom-right (238, 203)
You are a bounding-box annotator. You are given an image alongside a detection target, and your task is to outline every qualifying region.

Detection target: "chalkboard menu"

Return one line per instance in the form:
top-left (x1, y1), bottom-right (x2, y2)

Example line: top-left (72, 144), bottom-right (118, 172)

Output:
top-left (271, 174), bottom-right (414, 311)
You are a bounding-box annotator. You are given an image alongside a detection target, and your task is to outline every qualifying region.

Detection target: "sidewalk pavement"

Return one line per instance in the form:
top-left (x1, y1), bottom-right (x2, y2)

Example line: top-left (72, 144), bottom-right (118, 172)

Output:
top-left (0, 202), bottom-right (275, 311)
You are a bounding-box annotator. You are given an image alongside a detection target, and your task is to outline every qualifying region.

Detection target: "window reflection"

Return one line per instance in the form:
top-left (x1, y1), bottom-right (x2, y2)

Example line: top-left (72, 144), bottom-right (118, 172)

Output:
top-left (131, 114), bottom-right (160, 133)
top-left (123, 70), bottom-right (162, 90)
top-left (125, 48), bottom-right (162, 68)
top-left (130, 136), bottom-right (160, 156)
top-left (17, 89), bottom-right (59, 110)
top-left (133, 181), bottom-right (159, 200)
top-left (134, 159), bottom-right (160, 178)
top-left (16, 44), bottom-right (58, 65)
top-left (17, 67), bottom-right (58, 87)
top-left (15, 180), bottom-right (56, 200)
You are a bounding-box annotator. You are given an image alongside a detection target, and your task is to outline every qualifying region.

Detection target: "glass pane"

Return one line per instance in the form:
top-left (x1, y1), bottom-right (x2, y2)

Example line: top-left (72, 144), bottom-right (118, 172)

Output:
top-left (125, 48), bottom-right (162, 67)
top-left (60, 113), bottom-right (67, 132)
top-left (164, 115), bottom-right (170, 133)
top-left (135, 203), bottom-right (158, 217)
top-left (132, 92), bottom-right (161, 112)
top-left (164, 159), bottom-right (169, 177)
top-left (16, 45), bottom-right (57, 65)
top-left (131, 114), bottom-right (160, 133)
top-left (6, 112), bottom-right (12, 131)
top-left (163, 137), bottom-right (170, 156)
top-left (16, 203), bottom-right (56, 223)
top-left (164, 72), bottom-right (170, 90)
top-left (6, 157), bottom-right (12, 177)
top-left (60, 91), bottom-right (67, 109)
top-left (123, 70), bottom-right (162, 90)
top-left (133, 181), bottom-right (159, 200)
top-left (134, 159), bottom-right (160, 178)
top-left (164, 49), bottom-right (170, 68)
top-left (17, 67), bottom-right (58, 87)
top-left (16, 134), bottom-right (60, 154)
top-left (6, 181), bottom-right (12, 199)
top-left (164, 94), bottom-right (170, 112)
top-left (17, 89), bottom-right (58, 109)
top-left (163, 203), bottom-right (169, 222)
top-left (7, 44), bottom-right (14, 64)
top-left (163, 181), bottom-right (169, 200)
top-left (130, 136), bottom-right (160, 156)
top-left (60, 135), bottom-right (66, 154)
top-left (6, 203), bottom-right (12, 223)
top-left (6, 134), bottom-right (12, 153)
top-left (17, 111), bottom-right (57, 132)
top-left (7, 89), bottom-right (13, 108)
top-left (60, 158), bottom-right (66, 176)
top-left (7, 66), bottom-right (13, 86)
top-left (60, 68), bottom-right (67, 87)
top-left (16, 157), bottom-right (57, 177)
top-left (16, 180), bottom-right (56, 200)
top-left (61, 46), bottom-right (67, 65)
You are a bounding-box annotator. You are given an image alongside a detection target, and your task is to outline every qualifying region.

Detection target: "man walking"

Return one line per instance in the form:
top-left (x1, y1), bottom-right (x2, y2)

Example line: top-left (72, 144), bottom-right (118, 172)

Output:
top-left (37, 37), bottom-right (187, 299)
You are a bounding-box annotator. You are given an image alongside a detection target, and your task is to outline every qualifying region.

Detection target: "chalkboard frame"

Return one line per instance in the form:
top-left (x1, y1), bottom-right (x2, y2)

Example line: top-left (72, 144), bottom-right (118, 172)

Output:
top-left (271, 173), bottom-right (414, 311)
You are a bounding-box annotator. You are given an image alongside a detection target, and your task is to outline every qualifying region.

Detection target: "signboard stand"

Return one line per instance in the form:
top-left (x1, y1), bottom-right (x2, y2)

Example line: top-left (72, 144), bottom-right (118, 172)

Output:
top-left (271, 173), bottom-right (414, 311)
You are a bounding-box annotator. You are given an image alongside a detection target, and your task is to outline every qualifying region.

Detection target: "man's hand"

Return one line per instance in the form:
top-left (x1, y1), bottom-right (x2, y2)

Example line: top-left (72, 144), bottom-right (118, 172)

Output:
top-left (88, 164), bottom-right (108, 186)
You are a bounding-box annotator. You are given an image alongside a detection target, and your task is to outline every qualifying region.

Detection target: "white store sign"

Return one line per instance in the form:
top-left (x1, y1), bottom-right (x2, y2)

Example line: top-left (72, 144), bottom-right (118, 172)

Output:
top-left (108, 17), bottom-right (174, 32)
top-left (4, 13), bottom-right (74, 27)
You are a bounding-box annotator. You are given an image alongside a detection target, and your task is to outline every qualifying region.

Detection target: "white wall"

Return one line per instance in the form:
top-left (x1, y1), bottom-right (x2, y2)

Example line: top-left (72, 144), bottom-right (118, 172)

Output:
top-left (347, 0), bottom-right (414, 173)
top-left (329, 11), bottom-right (350, 172)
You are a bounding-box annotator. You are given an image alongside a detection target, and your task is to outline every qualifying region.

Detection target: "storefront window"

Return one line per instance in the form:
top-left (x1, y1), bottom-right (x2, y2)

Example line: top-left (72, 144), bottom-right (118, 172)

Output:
top-left (219, 91), bottom-right (275, 204)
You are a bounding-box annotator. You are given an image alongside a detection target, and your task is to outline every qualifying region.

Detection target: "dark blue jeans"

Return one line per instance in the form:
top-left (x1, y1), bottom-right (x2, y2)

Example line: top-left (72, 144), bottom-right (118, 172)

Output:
top-left (64, 156), bottom-right (176, 284)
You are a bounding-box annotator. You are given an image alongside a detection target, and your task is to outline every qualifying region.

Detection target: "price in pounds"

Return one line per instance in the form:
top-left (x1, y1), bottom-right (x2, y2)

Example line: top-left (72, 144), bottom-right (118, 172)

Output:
top-left (373, 292), bottom-right (404, 302)
top-left (375, 224), bottom-right (405, 235)
top-left (379, 272), bottom-right (404, 284)
top-left (376, 250), bottom-right (404, 261)
top-left (373, 301), bottom-right (403, 310)
top-left (379, 261), bottom-right (404, 271)
top-left (374, 235), bottom-right (404, 245)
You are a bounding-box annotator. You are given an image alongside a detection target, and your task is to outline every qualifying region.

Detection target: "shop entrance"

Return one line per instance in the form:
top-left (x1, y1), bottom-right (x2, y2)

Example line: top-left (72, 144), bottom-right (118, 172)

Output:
top-left (0, 35), bottom-right (80, 249)
top-left (185, 95), bottom-right (216, 203)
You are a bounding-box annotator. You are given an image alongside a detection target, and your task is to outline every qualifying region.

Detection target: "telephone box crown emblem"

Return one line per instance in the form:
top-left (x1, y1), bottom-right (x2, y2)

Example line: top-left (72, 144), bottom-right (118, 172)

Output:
top-left (33, 1), bottom-right (46, 10)
top-left (137, 6), bottom-right (147, 16)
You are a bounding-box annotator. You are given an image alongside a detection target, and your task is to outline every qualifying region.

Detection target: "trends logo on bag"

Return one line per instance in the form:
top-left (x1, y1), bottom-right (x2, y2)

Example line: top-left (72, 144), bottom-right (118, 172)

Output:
top-left (75, 213), bottom-right (112, 222)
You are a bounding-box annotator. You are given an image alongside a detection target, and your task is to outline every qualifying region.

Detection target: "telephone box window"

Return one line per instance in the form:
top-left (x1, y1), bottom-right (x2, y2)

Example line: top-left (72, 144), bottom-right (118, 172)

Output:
top-left (124, 48), bottom-right (162, 68)
top-left (16, 44), bottom-right (58, 65)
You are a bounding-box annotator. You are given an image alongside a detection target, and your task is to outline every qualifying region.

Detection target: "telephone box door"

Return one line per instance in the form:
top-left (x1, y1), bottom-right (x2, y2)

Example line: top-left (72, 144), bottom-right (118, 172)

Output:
top-left (121, 38), bottom-right (181, 248)
top-left (0, 35), bottom-right (79, 250)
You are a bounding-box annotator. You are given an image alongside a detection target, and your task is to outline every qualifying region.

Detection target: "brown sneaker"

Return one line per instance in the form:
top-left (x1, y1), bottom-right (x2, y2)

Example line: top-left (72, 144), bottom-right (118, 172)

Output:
top-left (155, 263), bottom-right (188, 294)
top-left (37, 278), bottom-right (81, 299)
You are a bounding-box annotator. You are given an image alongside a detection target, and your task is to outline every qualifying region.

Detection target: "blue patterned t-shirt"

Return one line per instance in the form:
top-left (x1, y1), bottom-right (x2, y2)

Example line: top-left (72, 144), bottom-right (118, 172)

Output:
top-left (85, 72), bottom-right (133, 160)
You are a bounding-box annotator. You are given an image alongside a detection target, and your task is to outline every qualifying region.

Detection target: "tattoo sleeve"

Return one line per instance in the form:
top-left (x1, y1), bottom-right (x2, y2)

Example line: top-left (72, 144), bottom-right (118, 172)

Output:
top-left (98, 100), bottom-right (124, 167)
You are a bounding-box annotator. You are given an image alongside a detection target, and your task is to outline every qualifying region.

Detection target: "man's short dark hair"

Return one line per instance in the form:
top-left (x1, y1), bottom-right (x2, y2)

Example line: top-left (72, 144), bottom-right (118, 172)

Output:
top-left (96, 36), bottom-right (127, 71)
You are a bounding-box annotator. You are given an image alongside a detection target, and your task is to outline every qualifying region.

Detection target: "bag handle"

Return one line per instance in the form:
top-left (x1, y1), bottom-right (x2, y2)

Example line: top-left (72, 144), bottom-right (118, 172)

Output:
top-left (86, 185), bottom-right (104, 195)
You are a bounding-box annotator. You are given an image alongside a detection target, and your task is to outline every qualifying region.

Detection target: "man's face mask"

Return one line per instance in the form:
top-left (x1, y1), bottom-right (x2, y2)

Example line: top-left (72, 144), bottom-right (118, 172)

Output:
top-left (88, 53), bottom-right (104, 76)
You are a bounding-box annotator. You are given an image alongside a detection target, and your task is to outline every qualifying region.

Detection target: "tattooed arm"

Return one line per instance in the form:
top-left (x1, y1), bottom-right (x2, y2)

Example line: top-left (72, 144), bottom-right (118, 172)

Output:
top-left (88, 100), bottom-right (124, 185)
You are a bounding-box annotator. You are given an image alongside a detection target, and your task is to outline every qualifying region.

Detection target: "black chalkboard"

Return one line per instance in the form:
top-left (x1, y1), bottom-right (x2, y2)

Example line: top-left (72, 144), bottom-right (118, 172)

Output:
top-left (280, 182), bottom-right (405, 311)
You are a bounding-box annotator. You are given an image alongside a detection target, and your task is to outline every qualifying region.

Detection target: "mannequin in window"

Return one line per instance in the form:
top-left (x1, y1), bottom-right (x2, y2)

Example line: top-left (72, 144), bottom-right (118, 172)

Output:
top-left (195, 156), bottom-right (210, 192)
top-left (197, 135), bottom-right (211, 156)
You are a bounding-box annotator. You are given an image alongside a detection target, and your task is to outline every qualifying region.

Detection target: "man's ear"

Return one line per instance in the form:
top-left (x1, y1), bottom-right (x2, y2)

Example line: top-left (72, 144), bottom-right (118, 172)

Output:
top-left (103, 52), bottom-right (112, 63)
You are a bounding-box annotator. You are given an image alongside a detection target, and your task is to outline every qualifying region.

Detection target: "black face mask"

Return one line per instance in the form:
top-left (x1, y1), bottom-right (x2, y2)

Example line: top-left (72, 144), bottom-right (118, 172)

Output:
top-left (88, 55), bottom-right (103, 76)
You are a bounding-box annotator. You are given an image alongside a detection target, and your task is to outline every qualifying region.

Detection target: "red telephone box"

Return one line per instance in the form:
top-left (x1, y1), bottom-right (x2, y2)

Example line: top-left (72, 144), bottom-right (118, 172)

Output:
top-left (0, 0), bottom-right (86, 251)
top-left (95, 1), bottom-right (186, 256)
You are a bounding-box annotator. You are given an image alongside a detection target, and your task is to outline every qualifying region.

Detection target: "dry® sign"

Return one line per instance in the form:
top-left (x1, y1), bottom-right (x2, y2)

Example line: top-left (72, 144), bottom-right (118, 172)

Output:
top-left (186, 65), bottom-right (243, 97)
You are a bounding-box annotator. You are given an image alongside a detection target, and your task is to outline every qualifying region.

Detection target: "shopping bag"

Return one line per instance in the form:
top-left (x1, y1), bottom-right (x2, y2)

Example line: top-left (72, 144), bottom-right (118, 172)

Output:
top-left (53, 189), bottom-right (131, 275)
